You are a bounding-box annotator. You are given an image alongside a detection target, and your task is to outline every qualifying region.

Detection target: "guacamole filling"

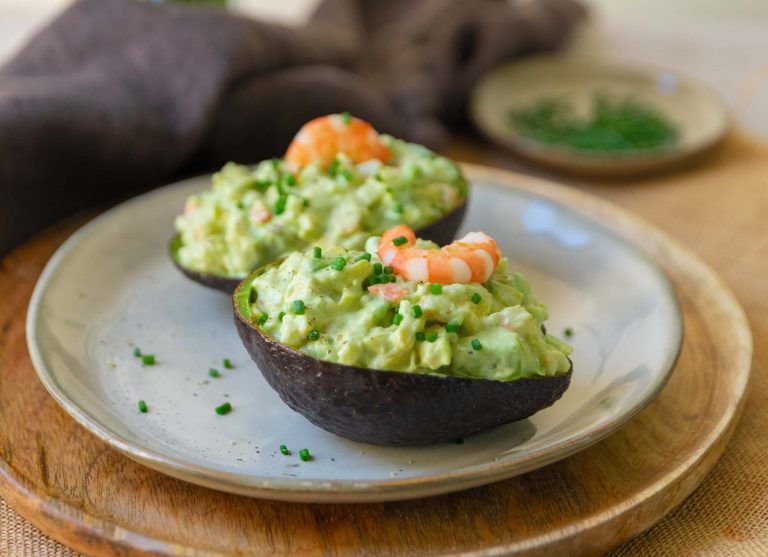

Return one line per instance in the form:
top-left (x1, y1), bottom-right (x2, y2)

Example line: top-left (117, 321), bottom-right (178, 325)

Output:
top-left (175, 137), bottom-right (468, 278)
top-left (237, 238), bottom-right (572, 381)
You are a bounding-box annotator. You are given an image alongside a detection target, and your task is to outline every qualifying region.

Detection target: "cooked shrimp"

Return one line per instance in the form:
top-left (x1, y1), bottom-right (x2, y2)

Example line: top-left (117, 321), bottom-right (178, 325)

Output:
top-left (368, 283), bottom-right (409, 302)
top-left (377, 225), bottom-right (500, 285)
top-left (284, 114), bottom-right (393, 171)
top-left (249, 202), bottom-right (271, 224)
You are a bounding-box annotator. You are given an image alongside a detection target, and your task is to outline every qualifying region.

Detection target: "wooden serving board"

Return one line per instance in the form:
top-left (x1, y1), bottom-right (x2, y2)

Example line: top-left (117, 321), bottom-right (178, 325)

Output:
top-left (0, 169), bottom-right (751, 557)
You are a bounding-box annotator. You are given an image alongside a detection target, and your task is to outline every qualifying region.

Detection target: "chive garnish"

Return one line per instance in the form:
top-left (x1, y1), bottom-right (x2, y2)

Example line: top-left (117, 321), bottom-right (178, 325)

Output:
top-left (248, 286), bottom-right (258, 303)
top-left (471, 339), bottom-right (483, 351)
top-left (284, 173), bottom-right (296, 186)
top-left (386, 275), bottom-right (396, 283)
top-left (133, 347), bottom-right (141, 358)
top-left (292, 300), bottom-right (305, 315)
top-left (341, 169), bottom-right (354, 182)
top-left (278, 311), bottom-right (286, 321)
top-left (445, 322), bottom-right (460, 333)
top-left (331, 257), bottom-right (347, 271)
top-left (392, 236), bottom-right (408, 247)
top-left (340, 112), bottom-right (352, 125)
top-left (279, 444), bottom-right (290, 455)
top-left (236, 201), bottom-right (245, 209)
top-left (138, 400), bottom-right (148, 413)
top-left (412, 305), bottom-right (423, 318)
top-left (307, 330), bottom-right (320, 341)
top-left (299, 448), bottom-right (311, 461)
top-left (302, 198), bottom-right (310, 208)
top-left (426, 331), bottom-right (438, 342)
top-left (313, 246), bottom-right (322, 259)
top-left (208, 368), bottom-right (220, 378)
top-left (415, 332), bottom-right (426, 341)
top-left (430, 283), bottom-right (443, 295)
top-left (373, 262), bottom-right (383, 275)
top-left (141, 354), bottom-right (155, 366)
top-left (471, 293), bottom-right (482, 305)
top-left (383, 266), bottom-right (393, 275)
top-left (329, 159), bottom-right (340, 177)
top-left (275, 194), bottom-right (287, 215)
top-left (258, 313), bottom-right (269, 326)
top-left (393, 312), bottom-right (403, 326)
top-left (223, 358), bottom-right (234, 369)
top-left (394, 202), bottom-right (404, 214)
top-left (354, 252), bottom-right (372, 263)
top-left (564, 327), bottom-right (574, 337)
top-left (215, 402), bottom-right (232, 415)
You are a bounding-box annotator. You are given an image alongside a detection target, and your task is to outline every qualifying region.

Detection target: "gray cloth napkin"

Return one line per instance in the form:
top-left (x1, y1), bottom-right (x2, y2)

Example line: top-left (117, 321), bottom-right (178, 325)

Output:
top-left (0, 0), bottom-right (585, 255)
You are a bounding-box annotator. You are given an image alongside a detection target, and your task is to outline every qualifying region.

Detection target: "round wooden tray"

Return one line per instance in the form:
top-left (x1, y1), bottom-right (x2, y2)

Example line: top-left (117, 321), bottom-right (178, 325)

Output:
top-left (0, 168), bottom-right (751, 556)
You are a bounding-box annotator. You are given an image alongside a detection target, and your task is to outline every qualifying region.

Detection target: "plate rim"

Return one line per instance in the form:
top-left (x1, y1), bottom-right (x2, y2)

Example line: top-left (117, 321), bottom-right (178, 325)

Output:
top-left (26, 164), bottom-right (684, 502)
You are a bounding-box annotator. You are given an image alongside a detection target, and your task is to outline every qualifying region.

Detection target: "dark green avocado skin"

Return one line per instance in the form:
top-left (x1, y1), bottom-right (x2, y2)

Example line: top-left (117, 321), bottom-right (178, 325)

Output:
top-left (171, 199), bottom-right (468, 294)
top-left (233, 304), bottom-right (572, 446)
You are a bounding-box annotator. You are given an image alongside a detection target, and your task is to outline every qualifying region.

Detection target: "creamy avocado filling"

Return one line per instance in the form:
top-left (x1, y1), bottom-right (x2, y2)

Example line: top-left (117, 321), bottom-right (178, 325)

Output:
top-left (237, 239), bottom-right (572, 381)
top-left (174, 137), bottom-right (468, 278)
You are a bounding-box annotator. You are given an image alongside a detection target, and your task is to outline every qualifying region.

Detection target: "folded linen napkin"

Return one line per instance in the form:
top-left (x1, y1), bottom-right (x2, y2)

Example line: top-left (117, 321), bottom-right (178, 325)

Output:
top-left (0, 0), bottom-right (585, 255)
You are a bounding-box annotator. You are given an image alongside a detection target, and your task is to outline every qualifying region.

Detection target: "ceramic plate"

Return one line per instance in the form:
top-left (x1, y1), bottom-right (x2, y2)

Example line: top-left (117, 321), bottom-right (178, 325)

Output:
top-left (26, 166), bottom-right (682, 503)
top-left (471, 55), bottom-right (728, 177)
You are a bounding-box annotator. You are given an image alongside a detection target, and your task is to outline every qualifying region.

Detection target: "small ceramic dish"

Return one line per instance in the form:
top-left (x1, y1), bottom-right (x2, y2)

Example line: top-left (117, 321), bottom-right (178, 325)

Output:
top-left (471, 55), bottom-right (729, 177)
top-left (26, 165), bottom-right (682, 503)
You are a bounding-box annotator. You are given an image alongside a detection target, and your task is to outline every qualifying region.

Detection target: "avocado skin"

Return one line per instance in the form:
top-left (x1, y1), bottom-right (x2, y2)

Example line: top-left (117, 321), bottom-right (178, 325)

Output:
top-left (171, 199), bottom-right (468, 294)
top-left (233, 305), bottom-right (572, 446)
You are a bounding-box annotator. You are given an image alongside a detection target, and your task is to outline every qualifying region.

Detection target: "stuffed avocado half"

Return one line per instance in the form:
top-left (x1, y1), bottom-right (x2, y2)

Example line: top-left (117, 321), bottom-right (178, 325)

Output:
top-left (173, 114), bottom-right (468, 292)
top-left (234, 226), bottom-right (573, 446)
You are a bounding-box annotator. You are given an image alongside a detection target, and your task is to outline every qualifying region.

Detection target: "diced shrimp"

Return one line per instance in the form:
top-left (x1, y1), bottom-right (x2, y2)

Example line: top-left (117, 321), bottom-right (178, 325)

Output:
top-left (249, 203), bottom-right (271, 224)
top-left (377, 225), bottom-right (501, 285)
top-left (285, 114), bottom-right (393, 171)
top-left (184, 198), bottom-right (199, 216)
top-left (368, 283), bottom-right (409, 302)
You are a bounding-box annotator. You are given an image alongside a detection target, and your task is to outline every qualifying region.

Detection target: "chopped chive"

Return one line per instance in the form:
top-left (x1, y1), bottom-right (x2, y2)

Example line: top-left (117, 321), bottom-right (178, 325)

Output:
top-left (564, 327), bottom-right (574, 337)
top-left (208, 368), bottom-right (220, 378)
top-left (292, 300), bottom-right (305, 315)
top-left (386, 275), bottom-right (397, 283)
top-left (275, 194), bottom-right (287, 215)
top-left (354, 252), bottom-right (372, 262)
top-left (393, 312), bottom-right (403, 326)
top-left (223, 358), bottom-right (234, 369)
top-left (445, 322), bottom-right (460, 333)
top-left (340, 111), bottom-right (352, 125)
top-left (307, 330), bottom-right (320, 341)
top-left (341, 169), bottom-right (354, 182)
top-left (331, 256), bottom-right (347, 271)
top-left (254, 179), bottom-right (271, 192)
top-left (236, 200), bottom-right (245, 209)
top-left (137, 400), bottom-right (148, 413)
top-left (284, 173), bottom-right (296, 186)
top-left (383, 265), bottom-right (394, 275)
top-left (248, 286), bottom-right (258, 303)
top-left (373, 262), bottom-right (383, 275)
top-left (392, 236), bottom-right (408, 247)
top-left (411, 305), bottom-right (423, 318)
top-left (426, 331), bottom-right (438, 342)
top-left (329, 159), bottom-right (340, 177)
top-left (141, 354), bottom-right (155, 366)
top-left (471, 293), bottom-right (482, 305)
top-left (302, 198), bottom-right (310, 208)
top-left (471, 339), bottom-right (483, 351)
top-left (279, 444), bottom-right (290, 455)
top-left (415, 331), bottom-right (426, 341)
top-left (133, 347), bottom-right (141, 358)
top-left (367, 275), bottom-right (381, 285)
top-left (271, 159), bottom-right (281, 170)
top-left (215, 402), bottom-right (232, 415)
top-left (430, 283), bottom-right (443, 295)
top-left (299, 448), bottom-right (311, 461)
top-left (278, 311), bottom-right (286, 321)
top-left (393, 202), bottom-right (404, 214)
top-left (258, 313), bottom-right (269, 326)
top-left (313, 246), bottom-right (322, 259)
